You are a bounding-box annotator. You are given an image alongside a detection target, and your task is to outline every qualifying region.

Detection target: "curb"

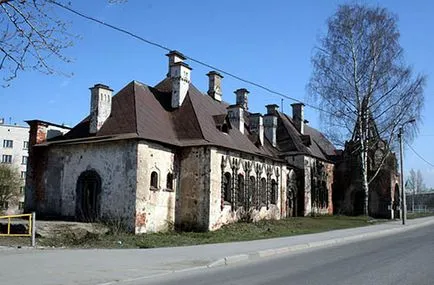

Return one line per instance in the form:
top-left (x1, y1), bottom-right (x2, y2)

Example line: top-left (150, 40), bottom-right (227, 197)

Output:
top-left (207, 218), bottom-right (434, 269)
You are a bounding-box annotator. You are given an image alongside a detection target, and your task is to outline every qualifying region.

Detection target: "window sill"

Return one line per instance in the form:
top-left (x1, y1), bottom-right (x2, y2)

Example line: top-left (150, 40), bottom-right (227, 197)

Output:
top-left (150, 187), bottom-right (159, 192)
top-left (163, 188), bottom-right (174, 192)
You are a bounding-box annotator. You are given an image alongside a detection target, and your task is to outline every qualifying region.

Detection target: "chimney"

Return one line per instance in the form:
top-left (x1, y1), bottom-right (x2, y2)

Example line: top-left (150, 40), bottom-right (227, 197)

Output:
top-left (264, 104), bottom-right (279, 147)
top-left (227, 105), bottom-right (244, 134)
top-left (291, 103), bottom-right (305, 134)
top-left (167, 52), bottom-right (192, 109)
top-left (235, 88), bottom-right (249, 110)
top-left (166, 50), bottom-right (186, 77)
top-left (250, 113), bottom-right (264, 146)
top-left (207, 71), bottom-right (223, 102)
top-left (89, 84), bottom-right (113, 134)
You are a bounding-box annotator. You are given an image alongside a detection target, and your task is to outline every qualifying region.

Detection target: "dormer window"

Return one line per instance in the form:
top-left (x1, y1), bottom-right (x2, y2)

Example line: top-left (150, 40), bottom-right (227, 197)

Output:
top-left (213, 114), bottom-right (231, 134)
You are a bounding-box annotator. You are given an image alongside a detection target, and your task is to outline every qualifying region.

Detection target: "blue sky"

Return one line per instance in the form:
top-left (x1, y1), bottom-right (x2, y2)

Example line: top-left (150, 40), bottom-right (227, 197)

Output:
top-left (1, 0), bottom-right (433, 187)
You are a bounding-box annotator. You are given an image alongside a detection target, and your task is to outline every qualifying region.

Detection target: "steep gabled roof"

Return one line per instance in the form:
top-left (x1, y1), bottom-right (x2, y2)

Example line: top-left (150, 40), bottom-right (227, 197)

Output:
top-left (48, 78), bottom-right (279, 160)
top-left (276, 112), bottom-right (337, 161)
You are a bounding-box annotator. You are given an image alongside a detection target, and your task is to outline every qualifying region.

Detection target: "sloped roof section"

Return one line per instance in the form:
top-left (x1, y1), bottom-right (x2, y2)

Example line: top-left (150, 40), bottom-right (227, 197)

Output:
top-left (50, 78), bottom-right (278, 159)
top-left (304, 124), bottom-right (339, 157)
top-left (47, 75), bottom-right (335, 162)
top-left (277, 112), bottom-right (337, 161)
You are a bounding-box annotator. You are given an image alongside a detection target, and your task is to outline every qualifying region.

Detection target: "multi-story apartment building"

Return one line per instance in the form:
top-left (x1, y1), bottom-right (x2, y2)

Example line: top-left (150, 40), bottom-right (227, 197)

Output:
top-left (0, 119), bottom-right (30, 214)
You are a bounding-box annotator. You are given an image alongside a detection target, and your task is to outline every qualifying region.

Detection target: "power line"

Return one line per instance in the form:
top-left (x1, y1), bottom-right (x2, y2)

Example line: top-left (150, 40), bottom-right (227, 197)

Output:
top-left (405, 141), bottom-right (434, 168)
top-left (50, 1), bottom-right (333, 115)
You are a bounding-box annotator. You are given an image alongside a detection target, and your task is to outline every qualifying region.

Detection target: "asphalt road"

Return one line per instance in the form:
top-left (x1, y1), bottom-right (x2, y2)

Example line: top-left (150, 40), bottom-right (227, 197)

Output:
top-left (145, 225), bottom-right (434, 285)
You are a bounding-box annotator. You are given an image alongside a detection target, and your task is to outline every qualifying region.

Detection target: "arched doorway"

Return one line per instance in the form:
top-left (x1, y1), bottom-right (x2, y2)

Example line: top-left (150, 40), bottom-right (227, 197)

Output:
top-left (76, 170), bottom-right (102, 222)
top-left (353, 190), bottom-right (365, 216)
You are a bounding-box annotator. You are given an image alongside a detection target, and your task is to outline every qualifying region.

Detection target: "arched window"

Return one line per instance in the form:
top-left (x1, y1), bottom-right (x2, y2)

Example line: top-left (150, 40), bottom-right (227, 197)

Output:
top-left (223, 172), bottom-right (231, 203)
top-left (270, 179), bottom-right (278, 205)
top-left (260, 178), bottom-right (267, 205)
top-left (249, 176), bottom-right (256, 207)
top-left (166, 172), bottom-right (173, 190)
top-left (237, 174), bottom-right (245, 206)
top-left (150, 171), bottom-right (158, 189)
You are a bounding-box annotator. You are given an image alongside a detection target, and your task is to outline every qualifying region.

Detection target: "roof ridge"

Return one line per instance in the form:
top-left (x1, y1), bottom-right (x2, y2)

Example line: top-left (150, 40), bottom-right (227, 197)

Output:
top-left (280, 112), bottom-right (307, 153)
top-left (132, 81), bottom-right (140, 136)
top-left (185, 85), bottom-right (206, 141)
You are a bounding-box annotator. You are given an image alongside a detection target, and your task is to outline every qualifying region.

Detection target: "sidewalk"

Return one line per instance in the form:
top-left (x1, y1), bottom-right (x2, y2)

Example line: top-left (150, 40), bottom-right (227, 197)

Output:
top-left (1, 217), bottom-right (433, 285)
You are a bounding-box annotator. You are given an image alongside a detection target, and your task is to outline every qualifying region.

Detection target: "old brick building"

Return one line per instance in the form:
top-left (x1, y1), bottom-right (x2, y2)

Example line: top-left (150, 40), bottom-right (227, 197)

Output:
top-left (25, 51), bottom-right (337, 233)
top-left (333, 119), bottom-right (400, 219)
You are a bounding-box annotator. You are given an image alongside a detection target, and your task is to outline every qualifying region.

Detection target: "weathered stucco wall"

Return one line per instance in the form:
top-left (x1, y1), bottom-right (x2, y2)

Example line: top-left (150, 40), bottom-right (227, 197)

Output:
top-left (286, 155), bottom-right (334, 216)
top-left (136, 142), bottom-right (176, 233)
top-left (208, 147), bottom-right (288, 231)
top-left (176, 147), bottom-right (211, 231)
top-left (37, 140), bottom-right (137, 231)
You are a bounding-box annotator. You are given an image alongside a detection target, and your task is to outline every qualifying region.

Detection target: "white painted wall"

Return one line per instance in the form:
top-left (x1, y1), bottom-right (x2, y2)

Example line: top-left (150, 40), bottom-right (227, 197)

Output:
top-left (41, 140), bottom-right (137, 230)
top-left (0, 124), bottom-right (29, 214)
top-left (136, 141), bottom-right (176, 233)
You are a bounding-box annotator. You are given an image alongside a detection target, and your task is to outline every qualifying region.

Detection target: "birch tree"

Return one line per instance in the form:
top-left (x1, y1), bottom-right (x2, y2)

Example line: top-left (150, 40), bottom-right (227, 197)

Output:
top-left (0, 0), bottom-right (126, 86)
top-left (309, 4), bottom-right (425, 216)
top-left (0, 0), bottom-right (74, 86)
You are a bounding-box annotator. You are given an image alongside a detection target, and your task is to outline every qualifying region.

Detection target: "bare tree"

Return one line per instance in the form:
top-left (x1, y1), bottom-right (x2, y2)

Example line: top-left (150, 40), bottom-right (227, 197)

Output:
top-left (406, 169), bottom-right (425, 212)
top-left (309, 4), bottom-right (425, 216)
top-left (0, 0), bottom-right (75, 86)
top-left (0, 164), bottom-right (21, 213)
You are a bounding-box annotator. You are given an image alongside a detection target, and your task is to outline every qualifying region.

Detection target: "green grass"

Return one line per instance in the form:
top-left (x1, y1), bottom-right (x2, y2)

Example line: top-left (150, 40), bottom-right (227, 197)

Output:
top-left (407, 212), bottom-right (434, 219)
top-left (36, 215), bottom-right (375, 249)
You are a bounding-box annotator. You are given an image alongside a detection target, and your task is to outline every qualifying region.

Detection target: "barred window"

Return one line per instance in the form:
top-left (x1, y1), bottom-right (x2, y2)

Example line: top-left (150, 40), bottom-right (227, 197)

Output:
top-left (270, 179), bottom-right (278, 204)
top-left (223, 172), bottom-right (231, 203)
top-left (260, 178), bottom-right (267, 205)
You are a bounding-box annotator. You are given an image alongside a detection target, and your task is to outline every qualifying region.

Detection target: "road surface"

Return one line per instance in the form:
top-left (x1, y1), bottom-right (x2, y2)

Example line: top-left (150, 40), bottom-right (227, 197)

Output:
top-left (145, 224), bottom-right (434, 285)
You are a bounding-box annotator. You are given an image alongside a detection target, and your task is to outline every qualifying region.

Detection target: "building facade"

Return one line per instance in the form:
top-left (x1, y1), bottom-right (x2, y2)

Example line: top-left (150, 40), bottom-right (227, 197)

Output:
top-left (0, 121), bottom-right (29, 214)
top-left (333, 120), bottom-right (400, 219)
top-left (25, 52), bottom-right (338, 233)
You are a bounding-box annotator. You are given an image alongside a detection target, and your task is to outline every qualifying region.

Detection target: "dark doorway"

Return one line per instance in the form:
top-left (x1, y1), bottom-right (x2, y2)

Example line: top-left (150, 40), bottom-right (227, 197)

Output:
top-left (353, 190), bottom-right (365, 215)
top-left (76, 170), bottom-right (102, 222)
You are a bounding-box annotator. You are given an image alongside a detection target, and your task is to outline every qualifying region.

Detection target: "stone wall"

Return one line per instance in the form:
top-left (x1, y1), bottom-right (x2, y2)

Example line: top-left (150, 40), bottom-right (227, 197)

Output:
top-left (135, 141), bottom-right (176, 233)
top-left (32, 140), bottom-right (137, 231)
top-left (208, 148), bottom-right (289, 231)
top-left (286, 155), bottom-right (334, 216)
top-left (176, 146), bottom-right (211, 231)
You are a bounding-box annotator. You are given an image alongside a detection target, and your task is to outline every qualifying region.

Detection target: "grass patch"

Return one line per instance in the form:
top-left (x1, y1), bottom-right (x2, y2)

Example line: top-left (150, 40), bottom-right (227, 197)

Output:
top-left (35, 215), bottom-right (375, 249)
top-left (407, 212), bottom-right (434, 219)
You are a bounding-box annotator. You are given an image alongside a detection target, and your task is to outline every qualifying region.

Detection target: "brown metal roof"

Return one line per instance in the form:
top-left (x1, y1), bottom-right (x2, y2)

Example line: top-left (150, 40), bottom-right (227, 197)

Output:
top-left (276, 112), bottom-right (337, 161)
top-left (48, 77), bottom-right (336, 163)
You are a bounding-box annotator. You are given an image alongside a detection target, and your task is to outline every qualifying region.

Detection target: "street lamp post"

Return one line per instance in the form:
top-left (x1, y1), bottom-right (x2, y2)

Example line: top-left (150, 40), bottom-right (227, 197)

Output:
top-left (398, 119), bottom-right (415, 225)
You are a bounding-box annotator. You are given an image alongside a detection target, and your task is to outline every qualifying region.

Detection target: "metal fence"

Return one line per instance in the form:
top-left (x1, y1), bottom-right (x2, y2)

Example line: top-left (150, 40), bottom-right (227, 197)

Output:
top-left (0, 213), bottom-right (36, 247)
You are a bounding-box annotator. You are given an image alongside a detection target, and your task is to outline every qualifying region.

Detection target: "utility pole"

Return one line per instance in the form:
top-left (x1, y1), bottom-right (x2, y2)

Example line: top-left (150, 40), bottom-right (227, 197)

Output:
top-left (399, 127), bottom-right (406, 225)
top-left (398, 119), bottom-right (415, 225)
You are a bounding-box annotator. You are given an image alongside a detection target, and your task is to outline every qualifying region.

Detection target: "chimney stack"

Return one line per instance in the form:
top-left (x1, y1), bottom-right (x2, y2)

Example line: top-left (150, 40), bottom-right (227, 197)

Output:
top-left (166, 50), bottom-right (186, 77)
top-left (227, 105), bottom-right (244, 134)
top-left (264, 104), bottom-right (279, 147)
top-left (291, 103), bottom-right (305, 134)
top-left (89, 83), bottom-right (113, 134)
top-left (207, 71), bottom-right (223, 102)
top-left (235, 88), bottom-right (249, 110)
top-left (166, 51), bottom-right (192, 109)
top-left (250, 113), bottom-right (264, 146)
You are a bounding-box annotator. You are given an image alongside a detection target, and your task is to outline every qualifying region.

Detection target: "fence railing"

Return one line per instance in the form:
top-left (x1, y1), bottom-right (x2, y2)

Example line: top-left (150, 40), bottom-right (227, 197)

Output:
top-left (0, 213), bottom-right (36, 247)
